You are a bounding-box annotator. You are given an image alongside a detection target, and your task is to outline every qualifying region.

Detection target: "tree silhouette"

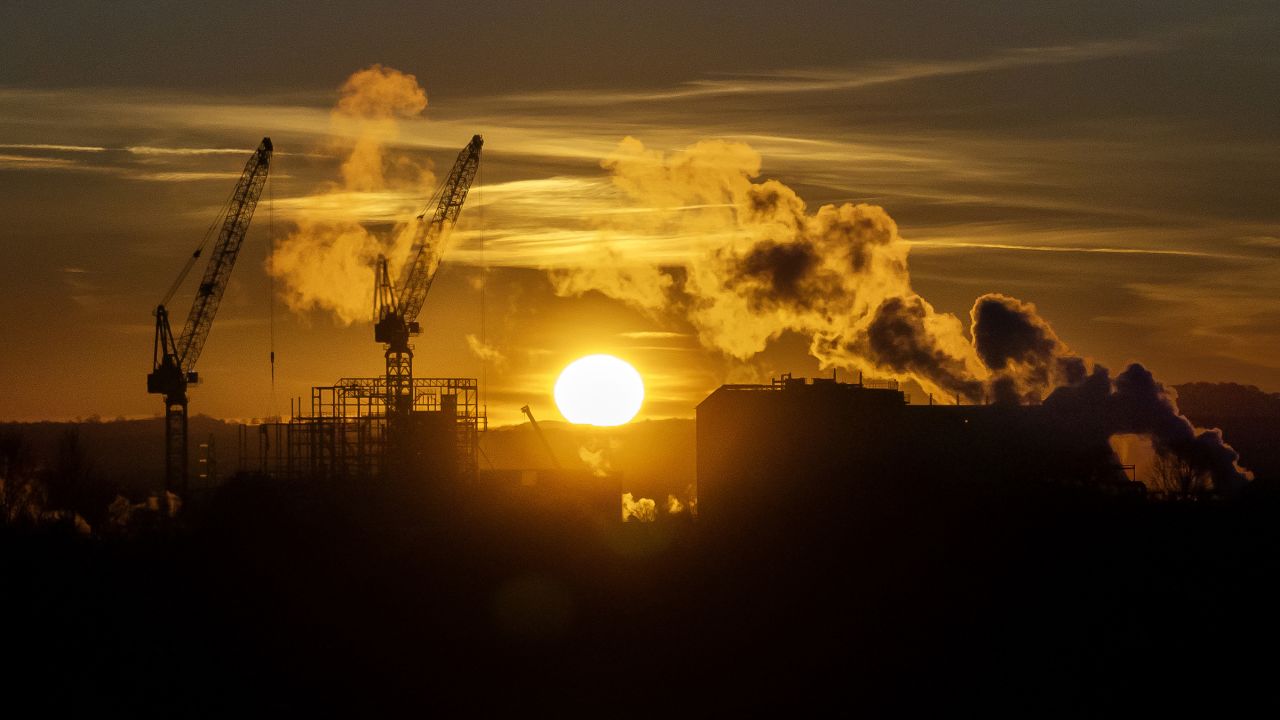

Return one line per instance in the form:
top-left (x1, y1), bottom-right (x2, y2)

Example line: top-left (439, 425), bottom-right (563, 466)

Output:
top-left (1150, 451), bottom-right (1208, 497)
top-left (43, 426), bottom-right (116, 526)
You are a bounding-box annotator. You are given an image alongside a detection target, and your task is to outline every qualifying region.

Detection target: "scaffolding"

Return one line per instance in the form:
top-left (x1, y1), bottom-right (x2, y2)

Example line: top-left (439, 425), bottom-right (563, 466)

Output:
top-left (257, 376), bottom-right (483, 482)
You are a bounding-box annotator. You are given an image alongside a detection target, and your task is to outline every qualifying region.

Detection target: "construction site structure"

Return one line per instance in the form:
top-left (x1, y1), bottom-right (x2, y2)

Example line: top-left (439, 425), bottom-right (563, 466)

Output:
top-left (147, 138), bottom-right (273, 494)
top-left (246, 135), bottom-right (487, 488)
top-left (257, 376), bottom-right (483, 483)
top-left (374, 135), bottom-right (483, 419)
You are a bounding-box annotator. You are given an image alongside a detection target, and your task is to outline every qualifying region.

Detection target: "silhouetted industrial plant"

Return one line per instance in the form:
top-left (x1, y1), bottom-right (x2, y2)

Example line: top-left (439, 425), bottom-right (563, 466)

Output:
top-left (699, 373), bottom-right (1143, 527)
top-left (3, 25), bottom-right (1278, 711)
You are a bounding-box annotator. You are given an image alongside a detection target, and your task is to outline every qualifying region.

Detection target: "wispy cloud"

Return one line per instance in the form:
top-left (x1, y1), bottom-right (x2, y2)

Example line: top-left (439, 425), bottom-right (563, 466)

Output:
top-left (125, 170), bottom-right (248, 182)
top-left (0, 153), bottom-right (79, 169)
top-left (0, 151), bottom-right (266, 182)
top-left (908, 240), bottom-right (1244, 260)
top-left (618, 331), bottom-right (689, 340)
top-left (0, 143), bottom-right (106, 152)
top-left (269, 189), bottom-right (425, 224)
top-left (500, 38), bottom-right (1160, 106)
top-left (126, 145), bottom-right (257, 156)
top-left (1123, 260), bottom-right (1280, 372)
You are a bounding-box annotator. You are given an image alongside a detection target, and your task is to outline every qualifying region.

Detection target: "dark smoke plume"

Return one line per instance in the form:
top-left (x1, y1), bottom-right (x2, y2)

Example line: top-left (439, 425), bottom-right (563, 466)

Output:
top-left (971, 293), bottom-right (1086, 403)
top-left (850, 296), bottom-right (984, 401)
top-left (1037, 359), bottom-right (1252, 493)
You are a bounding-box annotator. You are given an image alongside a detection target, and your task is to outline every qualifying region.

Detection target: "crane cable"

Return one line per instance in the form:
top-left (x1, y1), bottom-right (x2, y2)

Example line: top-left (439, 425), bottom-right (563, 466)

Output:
top-left (479, 158), bottom-right (487, 425)
top-left (268, 161), bottom-right (278, 419)
top-left (399, 178), bottom-right (449, 301)
top-left (158, 178), bottom-right (238, 309)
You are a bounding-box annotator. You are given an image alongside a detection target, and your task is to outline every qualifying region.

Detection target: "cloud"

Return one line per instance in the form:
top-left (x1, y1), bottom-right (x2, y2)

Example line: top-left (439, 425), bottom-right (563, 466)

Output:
top-left (1122, 260), bottom-right (1280, 372)
top-left (962, 294), bottom-right (1253, 492)
top-left (269, 221), bottom-right (385, 324)
top-left (126, 146), bottom-right (256, 156)
top-left (1042, 363), bottom-right (1253, 493)
top-left (579, 445), bottom-right (611, 478)
top-left (666, 494), bottom-right (685, 514)
top-left (621, 492), bottom-right (656, 522)
top-left (270, 189), bottom-right (425, 225)
top-left (499, 38), bottom-right (1161, 106)
top-left (550, 136), bottom-right (990, 400)
top-left (0, 153), bottom-right (95, 170)
top-left (618, 331), bottom-right (689, 340)
top-left (0, 143), bottom-right (106, 152)
top-left (0, 143), bottom-right (290, 182)
top-left (970, 293), bottom-right (1083, 403)
top-left (466, 334), bottom-right (506, 366)
top-left (268, 64), bottom-right (437, 324)
top-left (909, 240), bottom-right (1239, 260)
top-left (126, 171), bottom-right (246, 182)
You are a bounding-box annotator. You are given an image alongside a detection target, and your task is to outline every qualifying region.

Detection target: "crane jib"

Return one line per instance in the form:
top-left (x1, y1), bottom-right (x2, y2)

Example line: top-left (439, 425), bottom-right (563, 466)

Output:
top-left (394, 134), bottom-right (483, 324)
top-left (174, 138), bottom-right (273, 372)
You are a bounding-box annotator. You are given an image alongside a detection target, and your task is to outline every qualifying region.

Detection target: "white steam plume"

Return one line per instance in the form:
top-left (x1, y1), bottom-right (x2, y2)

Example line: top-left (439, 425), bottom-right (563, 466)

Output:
top-left (269, 65), bottom-right (435, 324)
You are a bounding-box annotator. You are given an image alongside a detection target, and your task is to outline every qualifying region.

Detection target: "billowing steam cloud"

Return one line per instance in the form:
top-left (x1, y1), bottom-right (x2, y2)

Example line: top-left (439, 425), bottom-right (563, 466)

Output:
top-left (270, 65), bottom-right (435, 324)
top-left (621, 492), bottom-right (656, 523)
top-left (578, 444), bottom-right (612, 478)
top-left (553, 137), bottom-right (988, 401)
top-left (970, 293), bottom-right (1086, 404)
top-left (556, 137), bottom-right (1252, 492)
top-left (969, 294), bottom-right (1251, 492)
top-left (578, 437), bottom-right (620, 478)
top-left (1043, 362), bottom-right (1252, 493)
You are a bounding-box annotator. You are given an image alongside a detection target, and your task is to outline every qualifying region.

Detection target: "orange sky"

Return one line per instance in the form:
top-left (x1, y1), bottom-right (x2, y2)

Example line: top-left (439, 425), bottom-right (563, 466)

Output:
top-left (1, 3), bottom-right (1277, 425)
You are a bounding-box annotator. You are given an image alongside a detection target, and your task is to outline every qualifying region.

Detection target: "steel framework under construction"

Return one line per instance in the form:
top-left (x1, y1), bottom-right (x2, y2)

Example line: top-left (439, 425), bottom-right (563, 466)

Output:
top-left (257, 376), bottom-right (483, 482)
top-left (144, 132), bottom-right (486, 495)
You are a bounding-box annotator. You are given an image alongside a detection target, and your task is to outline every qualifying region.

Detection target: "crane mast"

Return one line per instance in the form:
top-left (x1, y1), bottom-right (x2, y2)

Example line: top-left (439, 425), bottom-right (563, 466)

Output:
top-left (147, 137), bottom-right (273, 494)
top-left (374, 134), bottom-right (482, 417)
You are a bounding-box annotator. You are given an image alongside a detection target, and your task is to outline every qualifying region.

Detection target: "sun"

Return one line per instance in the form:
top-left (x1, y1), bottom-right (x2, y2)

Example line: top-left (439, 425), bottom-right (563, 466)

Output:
top-left (553, 354), bottom-right (645, 426)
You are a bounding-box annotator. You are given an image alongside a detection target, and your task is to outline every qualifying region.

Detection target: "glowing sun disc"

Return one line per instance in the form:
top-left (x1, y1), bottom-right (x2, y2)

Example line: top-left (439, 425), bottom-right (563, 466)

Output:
top-left (554, 354), bottom-right (645, 426)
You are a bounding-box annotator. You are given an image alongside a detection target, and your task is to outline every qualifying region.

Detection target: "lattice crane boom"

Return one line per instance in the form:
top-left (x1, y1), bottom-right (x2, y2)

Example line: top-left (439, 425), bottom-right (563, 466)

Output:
top-left (373, 134), bottom-right (482, 418)
top-left (147, 137), bottom-right (272, 494)
top-left (396, 134), bottom-right (483, 322)
top-left (175, 137), bottom-right (274, 371)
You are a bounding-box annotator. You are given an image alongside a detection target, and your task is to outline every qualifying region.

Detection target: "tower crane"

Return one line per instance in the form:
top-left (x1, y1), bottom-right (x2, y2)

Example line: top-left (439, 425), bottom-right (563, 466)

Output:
top-left (147, 138), bottom-right (273, 494)
top-left (373, 134), bottom-right (483, 417)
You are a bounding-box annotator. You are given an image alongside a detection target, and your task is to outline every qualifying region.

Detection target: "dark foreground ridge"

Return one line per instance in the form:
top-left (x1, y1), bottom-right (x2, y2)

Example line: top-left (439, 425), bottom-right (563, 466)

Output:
top-left (5, 467), bottom-right (1280, 714)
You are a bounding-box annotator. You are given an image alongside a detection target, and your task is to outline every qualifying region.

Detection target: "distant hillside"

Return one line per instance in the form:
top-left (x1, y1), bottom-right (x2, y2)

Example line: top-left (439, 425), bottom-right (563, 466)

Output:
top-left (0, 416), bottom-right (247, 496)
top-left (1174, 382), bottom-right (1280, 482)
top-left (0, 414), bottom-right (698, 501)
top-left (1, 381), bottom-right (1271, 498)
top-left (480, 418), bottom-right (697, 501)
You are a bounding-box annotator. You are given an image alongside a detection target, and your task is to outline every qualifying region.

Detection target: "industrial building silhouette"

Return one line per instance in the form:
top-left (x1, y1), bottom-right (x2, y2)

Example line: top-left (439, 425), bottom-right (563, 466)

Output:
top-left (697, 374), bottom-right (1134, 527)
